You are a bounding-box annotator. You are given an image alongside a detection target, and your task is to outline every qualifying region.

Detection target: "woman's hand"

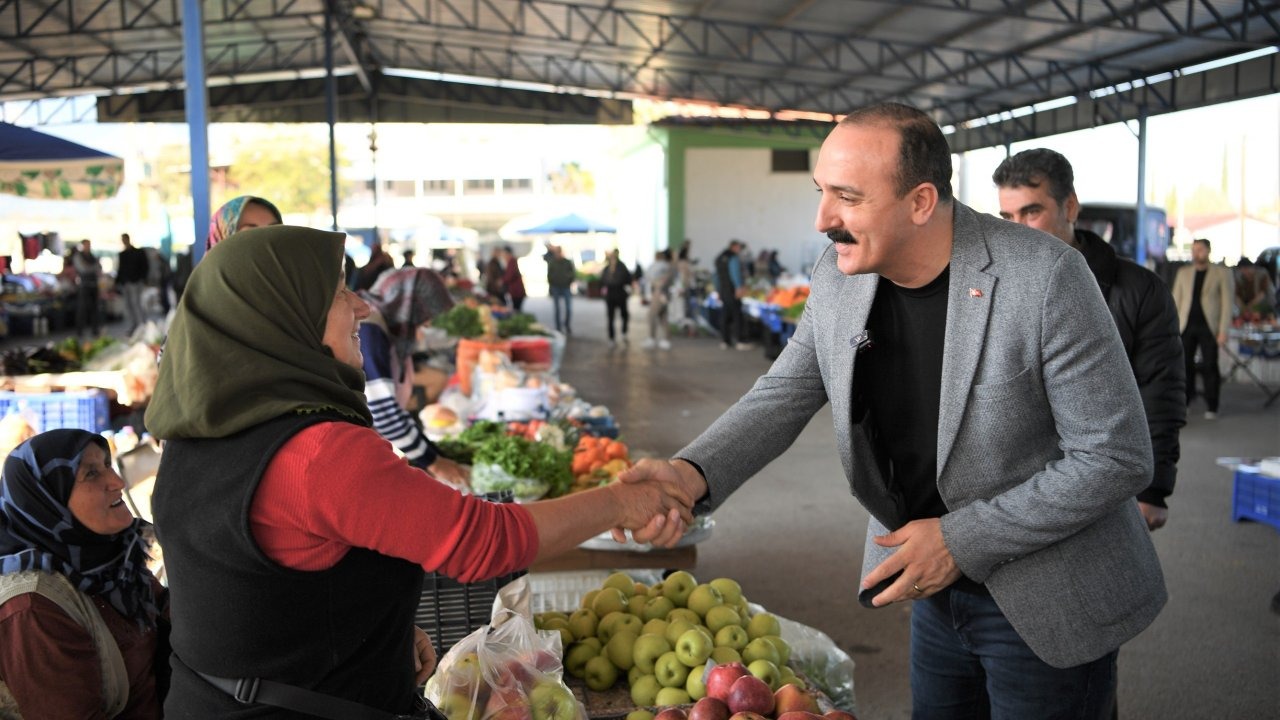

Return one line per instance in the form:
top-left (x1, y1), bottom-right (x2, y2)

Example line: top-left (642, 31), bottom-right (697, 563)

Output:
top-left (413, 626), bottom-right (437, 685)
top-left (429, 457), bottom-right (471, 488)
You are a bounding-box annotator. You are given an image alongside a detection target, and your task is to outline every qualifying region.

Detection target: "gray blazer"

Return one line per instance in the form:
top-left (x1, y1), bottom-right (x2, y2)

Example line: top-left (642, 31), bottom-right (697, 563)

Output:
top-left (680, 202), bottom-right (1167, 669)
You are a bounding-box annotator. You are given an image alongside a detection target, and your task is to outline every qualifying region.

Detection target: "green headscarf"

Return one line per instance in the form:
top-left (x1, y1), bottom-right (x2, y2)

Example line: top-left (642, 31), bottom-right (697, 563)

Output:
top-left (145, 225), bottom-right (373, 439)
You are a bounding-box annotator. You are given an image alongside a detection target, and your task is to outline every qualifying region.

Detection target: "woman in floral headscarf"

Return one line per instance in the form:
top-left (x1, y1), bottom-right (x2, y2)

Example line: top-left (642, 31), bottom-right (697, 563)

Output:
top-left (0, 429), bottom-right (167, 719)
top-left (205, 195), bottom-right (283, 252)
top-left (359, 268), bottom-right (470, 485)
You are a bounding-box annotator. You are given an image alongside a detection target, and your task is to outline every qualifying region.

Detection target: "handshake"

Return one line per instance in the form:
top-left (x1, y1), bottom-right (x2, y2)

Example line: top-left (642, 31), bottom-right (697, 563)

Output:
top-left (606, 458), bottom-right (709, 548)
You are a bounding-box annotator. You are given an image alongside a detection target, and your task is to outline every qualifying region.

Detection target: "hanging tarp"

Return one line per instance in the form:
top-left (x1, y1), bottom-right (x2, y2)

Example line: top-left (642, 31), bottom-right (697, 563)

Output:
top-left (0, 122), bottom-right (124, 200)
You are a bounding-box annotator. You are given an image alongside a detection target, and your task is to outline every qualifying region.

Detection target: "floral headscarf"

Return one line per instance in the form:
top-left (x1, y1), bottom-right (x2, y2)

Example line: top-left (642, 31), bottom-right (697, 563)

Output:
top-left (0, 429), bottom-right (158, 627)
top-left (363, 268), bottom-right (454, 361)
top-left (206, 195), bottom-right (283, 252)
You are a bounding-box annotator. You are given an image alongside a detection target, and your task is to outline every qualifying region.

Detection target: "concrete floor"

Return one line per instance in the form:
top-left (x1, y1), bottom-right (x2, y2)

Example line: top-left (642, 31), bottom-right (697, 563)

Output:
top-left (538, 295), bottom-right (1280, 720)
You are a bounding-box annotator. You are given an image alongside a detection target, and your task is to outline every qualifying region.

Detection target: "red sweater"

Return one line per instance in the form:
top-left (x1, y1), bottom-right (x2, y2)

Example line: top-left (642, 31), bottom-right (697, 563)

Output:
top-left (250, 421), bottom-right (539, 582)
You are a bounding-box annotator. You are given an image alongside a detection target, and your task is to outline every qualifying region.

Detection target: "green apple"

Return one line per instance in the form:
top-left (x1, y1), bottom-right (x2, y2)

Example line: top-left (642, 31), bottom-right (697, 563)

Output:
top-left (598, 611), bottom-right (639, 643)
top-left (746, 612), bottom-right (780, 640)
top-left (648, 583), bottom-right (663, 598)
top-left (741, 638), bottom-right (780, 666)
top-left (542, 616), bottom-right (570, 633)
top-left (642, 618), bottom-right (670, 638)
top-left (664, 619), bottom-right (698, 648)
top-left (747, 659), bottom-right (781, 691)
top-left (633, 633), bottom-right (673, 675)
top-left (709, 646), bottom-right (742, 666)
top-left (581, 589), bottom-right (600, 610)
top-left (703, 605), bottom-right (741, 635)
top-left (584, 654), bottom-right (620, 691)
top-left (686, 584), bottom-right (725, 619)
top-left (666, 608), bottom-right (702, 627)
top-left (529, 680), bottom-right (579, 720)
top-left (628, 665), bottom-right (647, 687)
top-left (564, 638), bottom-right (603, 678)
top-left (439, 692), bottom-right (481, 720)
top-left (552, 626), bottom-right (573, 650)
top-left (761, 635), bottom-right (791, 666)
top-left (603, 571), bottom-right (637, 598)
top-left (592, 587), bottom-right (629, 618)
top-left (685, 662), bottom-right (709, 700)
top-left (642, 596), bottom-right (675, 622)
top-left (653, 651), bottom-right (690, 689)
top-left (674, 628), bottom-right (713, 667)
top-left (606, 629), bottom-right (639, 671)
top-left (709, 578), bottom-right (743, 606)
top-left (661, 571), bottom-right (698, 607)
top-left (654, 687), bottom-right (692, 706)
top-left (627, 711), bottom-right (654, 720)
top-left (630, 674), bottom-right (662, 707)
top-left (613, 612), bottom-right (644, 639)
top-left (567, 608), bottom-right (599, 641)
top-left (628, 594), bottom-right (650, 616)
top-left (714, 624), bottom-right (749, 651)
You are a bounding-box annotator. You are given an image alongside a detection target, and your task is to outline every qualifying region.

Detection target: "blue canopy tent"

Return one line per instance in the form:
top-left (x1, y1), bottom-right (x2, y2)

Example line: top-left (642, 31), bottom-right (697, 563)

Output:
top-left (517, 212), bottom-right (616, 235)
top-left (0, 122), bottom-right (124, 200)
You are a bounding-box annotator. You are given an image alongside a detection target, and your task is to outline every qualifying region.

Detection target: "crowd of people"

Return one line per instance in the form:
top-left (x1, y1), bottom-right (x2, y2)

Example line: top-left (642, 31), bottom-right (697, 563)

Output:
top-left (1, 103), bottom-right (1275, 720)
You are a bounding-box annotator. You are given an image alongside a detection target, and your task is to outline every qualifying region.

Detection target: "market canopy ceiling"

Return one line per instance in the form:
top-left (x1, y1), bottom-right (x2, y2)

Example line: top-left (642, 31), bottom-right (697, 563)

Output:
top-left (0, 1), bottom-right (1276, 149)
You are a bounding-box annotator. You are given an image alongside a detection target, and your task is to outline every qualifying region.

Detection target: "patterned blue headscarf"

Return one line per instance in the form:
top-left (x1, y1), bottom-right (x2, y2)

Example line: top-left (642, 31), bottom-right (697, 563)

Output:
top-left (0, 429), bottom-right (158, 627)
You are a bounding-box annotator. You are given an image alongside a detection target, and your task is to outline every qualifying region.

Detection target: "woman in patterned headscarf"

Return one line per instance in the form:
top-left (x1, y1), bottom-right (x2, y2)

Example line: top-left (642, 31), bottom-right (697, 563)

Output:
top-left (359, 268), bottom-right (469, 485)
top-left (205, 195), bottom-right (283, 252)
top-left (0, 429), bottom-right (167, 719)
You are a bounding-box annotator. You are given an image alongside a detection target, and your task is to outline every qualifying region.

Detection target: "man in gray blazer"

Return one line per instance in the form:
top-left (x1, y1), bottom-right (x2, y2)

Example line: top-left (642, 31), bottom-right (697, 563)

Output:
top-left (622, 104), bottom-right (1166, 717)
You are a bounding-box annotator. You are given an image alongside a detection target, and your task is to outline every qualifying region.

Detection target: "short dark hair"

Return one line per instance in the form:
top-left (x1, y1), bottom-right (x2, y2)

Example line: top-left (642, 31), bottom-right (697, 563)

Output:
top-left (840, 102), bottom-right (953, 201)
top-left (1193, 238), bottom-right (1211, 251)
top-left (991, 148), bottom-right (1075, 205)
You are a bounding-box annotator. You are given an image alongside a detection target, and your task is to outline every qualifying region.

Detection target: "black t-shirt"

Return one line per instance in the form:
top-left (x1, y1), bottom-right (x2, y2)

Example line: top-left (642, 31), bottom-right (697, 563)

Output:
top-left (1187, 269), bottom-right (1209, 329)
top-left (854, 266), bottom-right (950, 524)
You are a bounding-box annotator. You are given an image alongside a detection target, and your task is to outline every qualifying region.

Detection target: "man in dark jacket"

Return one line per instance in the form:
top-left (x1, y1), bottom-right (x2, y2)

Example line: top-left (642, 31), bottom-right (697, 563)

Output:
top-left (714, 239), bottom-right (751, 350)
top-left (544, 244), bottom-right (576, 334)
top-left (116, 233), bottom-right (150, 334)
top-left (994, 148), bottom-right (1185, 532)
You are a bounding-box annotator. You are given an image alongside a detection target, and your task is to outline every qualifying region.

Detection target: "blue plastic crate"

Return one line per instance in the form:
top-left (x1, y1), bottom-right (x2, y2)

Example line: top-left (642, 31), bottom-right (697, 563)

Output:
top-left (0, 390), bottom-right (111, 433)
top-left (1232, 469), bottom-right (1280, 532)
top-left (578, 415), bottom-right (620, 439)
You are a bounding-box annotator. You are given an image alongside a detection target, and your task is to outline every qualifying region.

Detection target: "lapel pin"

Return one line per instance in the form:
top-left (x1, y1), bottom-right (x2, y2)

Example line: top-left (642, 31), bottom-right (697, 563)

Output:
top-left (969, 288), bottom-right (983, 298)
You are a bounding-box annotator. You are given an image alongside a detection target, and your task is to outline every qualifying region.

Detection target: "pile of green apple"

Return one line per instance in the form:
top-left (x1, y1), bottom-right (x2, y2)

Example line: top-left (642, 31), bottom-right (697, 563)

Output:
top-left (532, 571), bottom-right (802, 708)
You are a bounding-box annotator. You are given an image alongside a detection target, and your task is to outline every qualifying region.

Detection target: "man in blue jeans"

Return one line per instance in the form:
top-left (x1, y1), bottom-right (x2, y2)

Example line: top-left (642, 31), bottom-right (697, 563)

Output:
top-left (545, 244), bottom-right (576, 334)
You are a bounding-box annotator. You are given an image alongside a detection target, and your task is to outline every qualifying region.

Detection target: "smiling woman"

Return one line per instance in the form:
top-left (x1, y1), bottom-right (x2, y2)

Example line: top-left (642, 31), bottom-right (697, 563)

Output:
top-left (0, 428), bottom-right (168, 719)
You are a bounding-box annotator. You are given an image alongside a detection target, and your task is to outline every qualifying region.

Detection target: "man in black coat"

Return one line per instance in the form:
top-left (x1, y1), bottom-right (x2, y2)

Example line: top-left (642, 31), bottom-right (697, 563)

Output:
top-left (994, 148), bottom-right (1185, 532)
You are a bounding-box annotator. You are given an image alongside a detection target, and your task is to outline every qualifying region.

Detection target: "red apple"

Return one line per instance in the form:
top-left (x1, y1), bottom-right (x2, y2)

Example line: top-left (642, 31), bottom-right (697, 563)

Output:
top-left (776, 713), bottom-right (824, 720)
top-left (705, 662), bottom-right (750, 703)
top-left (825, 710), bottom-right (859, 720)
top-left (688, 697), bottom-right (731, 720)
top-left (725, 675), bottom-right (774, 716)
top-left (773, 684), bottom-right (820, 716)
top-left (654, 709), bottom-right (688, 720)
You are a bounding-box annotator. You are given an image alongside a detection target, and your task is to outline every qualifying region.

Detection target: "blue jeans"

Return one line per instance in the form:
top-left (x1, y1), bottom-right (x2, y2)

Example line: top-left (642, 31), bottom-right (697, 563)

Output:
top-left (911, 588), bottom-right (1117, 720)
top-left (550, 286), bottom-right (572, 332)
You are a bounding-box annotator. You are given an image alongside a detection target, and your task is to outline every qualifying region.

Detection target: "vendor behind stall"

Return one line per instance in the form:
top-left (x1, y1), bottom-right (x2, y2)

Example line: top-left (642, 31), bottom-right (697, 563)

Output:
top-left (360, 267), bottom-right (469, 486)
top-left (144, 225), bottom-right (689, 719)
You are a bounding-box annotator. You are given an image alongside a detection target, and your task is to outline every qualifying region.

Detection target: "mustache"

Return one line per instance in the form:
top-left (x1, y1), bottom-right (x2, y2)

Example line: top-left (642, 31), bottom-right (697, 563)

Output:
top-left (828, 230), bottom-right (856, 244)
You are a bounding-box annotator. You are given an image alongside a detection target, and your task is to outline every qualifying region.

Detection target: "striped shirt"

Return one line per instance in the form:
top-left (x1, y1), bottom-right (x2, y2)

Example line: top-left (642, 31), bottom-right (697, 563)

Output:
top-left (359, 323), bottom-right (438, 469)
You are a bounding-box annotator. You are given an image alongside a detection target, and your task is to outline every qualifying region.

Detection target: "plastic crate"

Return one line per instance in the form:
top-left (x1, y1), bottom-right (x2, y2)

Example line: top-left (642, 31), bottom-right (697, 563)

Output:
top-left (414, 491), bottom-right (527, 657)
top-left (1232, 469), bottom-right (1280, 532)
top-left (577, 415), bottom-right (620, 439)
top-left (0, 390), bottom-right (110, 433)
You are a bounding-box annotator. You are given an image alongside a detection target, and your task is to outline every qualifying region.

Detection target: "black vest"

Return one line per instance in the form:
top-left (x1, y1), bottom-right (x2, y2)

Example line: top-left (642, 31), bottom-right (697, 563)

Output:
top-left (153, 413), bottom-right (425, 718)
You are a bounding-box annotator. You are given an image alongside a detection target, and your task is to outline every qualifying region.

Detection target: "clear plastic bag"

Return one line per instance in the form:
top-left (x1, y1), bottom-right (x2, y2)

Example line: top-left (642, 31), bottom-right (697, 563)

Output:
top-left (470, 463), bottom-right (550, 502)
top-left (425, 606), bottom-right (585, 720)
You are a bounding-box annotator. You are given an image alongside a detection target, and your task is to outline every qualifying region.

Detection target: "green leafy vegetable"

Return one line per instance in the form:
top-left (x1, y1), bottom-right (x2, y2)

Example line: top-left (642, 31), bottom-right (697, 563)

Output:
top-left (472, 434), bottom-right (572, 498)
top-left (435, 305), bottom-right (485, 339)
top-left (496, 313), bottom-right (547, 338)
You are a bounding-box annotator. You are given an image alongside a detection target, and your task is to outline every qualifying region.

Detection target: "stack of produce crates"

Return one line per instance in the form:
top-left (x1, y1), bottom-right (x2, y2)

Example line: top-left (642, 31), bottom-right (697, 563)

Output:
top-left (0, 389), bottom-right (111, 433)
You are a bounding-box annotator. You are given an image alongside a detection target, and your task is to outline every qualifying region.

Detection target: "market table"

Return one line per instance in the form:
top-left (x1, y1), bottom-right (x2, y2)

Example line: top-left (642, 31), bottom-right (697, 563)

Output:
top-left (1224, 325), bottom-right (1280, 408)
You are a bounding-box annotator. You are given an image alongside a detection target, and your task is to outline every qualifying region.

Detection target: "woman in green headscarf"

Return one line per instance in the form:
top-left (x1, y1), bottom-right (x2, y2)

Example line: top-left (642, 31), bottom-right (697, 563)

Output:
top-left (145, 225), bottom-right (690, 719)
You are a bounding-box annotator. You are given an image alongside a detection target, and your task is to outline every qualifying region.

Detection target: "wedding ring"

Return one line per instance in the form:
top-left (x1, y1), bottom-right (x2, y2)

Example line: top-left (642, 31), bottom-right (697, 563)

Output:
top-left (913, 583), bottom-right (924, 594)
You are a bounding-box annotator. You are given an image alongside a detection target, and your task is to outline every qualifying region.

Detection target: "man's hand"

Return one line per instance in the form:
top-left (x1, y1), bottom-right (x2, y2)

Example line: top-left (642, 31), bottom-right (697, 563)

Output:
top-left (429, 457), bottom-right (471, 488)
top-left (610, 458), bottom-right (707, 547)
top-left (412, 626), bottom-right (437, 685)
top-left (1217, 331), bottom-right (1228, 346)
top-left (861, 518), bottom-right (962, 606)
top-left (1138, 501), bottom-right (1168, 531)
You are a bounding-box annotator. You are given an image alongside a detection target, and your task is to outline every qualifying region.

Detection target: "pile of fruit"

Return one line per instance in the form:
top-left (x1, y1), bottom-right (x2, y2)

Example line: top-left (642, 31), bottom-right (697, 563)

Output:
top-left (429, 632), bottom-right (584, 720)
top-left (567, 435), bottom-right (631, 493)
top-left (533, 571), bottom-right (857, 720)
top-left (764, 286), bottom-right (809, 309)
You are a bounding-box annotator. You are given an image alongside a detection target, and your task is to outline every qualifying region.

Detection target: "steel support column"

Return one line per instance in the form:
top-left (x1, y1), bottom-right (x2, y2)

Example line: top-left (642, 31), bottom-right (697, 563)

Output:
top-left (325, 0), bottom-right (339, 231)
top-left (1135, 109), bottom-right (1148, 267)
top-left (182, 0), bottom-right (211, 265)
